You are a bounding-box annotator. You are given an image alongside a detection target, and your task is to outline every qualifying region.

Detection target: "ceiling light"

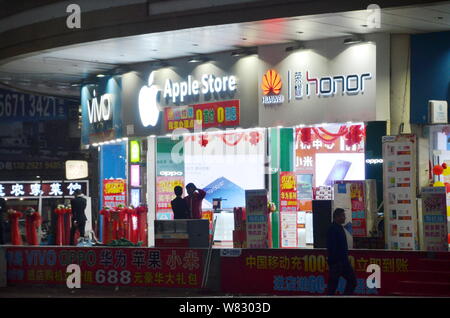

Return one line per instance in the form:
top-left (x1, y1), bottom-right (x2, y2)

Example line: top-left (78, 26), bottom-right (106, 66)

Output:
top-left (96, 74), bottom-right (106, 78)
top-left (343, 36), bottom-right (363, 45)
top-left (285, 41), bottom-right (305, 52)
top-left (188, 56), bottom-right (207, 63)
top-left (231, 48), bottom-right (257, 57)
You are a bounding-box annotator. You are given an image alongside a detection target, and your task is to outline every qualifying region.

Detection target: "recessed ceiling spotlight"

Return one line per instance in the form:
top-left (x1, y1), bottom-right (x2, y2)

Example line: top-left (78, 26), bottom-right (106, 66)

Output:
top-left (96, 74), bottom-right (105, 78)
top-left (436, 16), bottom-right (444, 20)
top-left (188, 56), bottom-right (208, 63)
top-left (361, 24), bottom-right (368, 28)
top-left (343, 36), bottom-right (363, 45)
top-left (241, 37), bottom-right (247, 41)
top-left (296, 31), bottom-right (304, 34)
top-left (192, 43), bottom-right (199, 47)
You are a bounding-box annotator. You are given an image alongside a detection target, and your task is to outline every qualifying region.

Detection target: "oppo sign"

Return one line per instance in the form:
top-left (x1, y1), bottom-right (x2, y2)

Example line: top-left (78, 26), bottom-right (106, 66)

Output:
top-left (163, 74), bottom-right (237, 103)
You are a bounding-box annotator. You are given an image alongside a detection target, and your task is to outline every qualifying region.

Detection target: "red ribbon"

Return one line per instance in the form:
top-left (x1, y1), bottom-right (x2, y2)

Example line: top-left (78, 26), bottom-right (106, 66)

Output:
top-left (100, 209), bottom-right (113, 244)
top-left (136, 206), bottom-right (148, 245)
top-left (54, 208), bottom-right (67, 246)
top-left (9, 211), bottom-right (23, 245)
top-left (25, 212), bottom-right (41, 246)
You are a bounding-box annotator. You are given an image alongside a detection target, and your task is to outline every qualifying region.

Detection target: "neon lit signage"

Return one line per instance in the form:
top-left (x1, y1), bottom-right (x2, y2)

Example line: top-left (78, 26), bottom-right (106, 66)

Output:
top-left (163, 74), bottom-right (237, 103)
top-left (262, 69), bottom-right (372, 105)
top-left (87, 90), bottom-right (113, 124)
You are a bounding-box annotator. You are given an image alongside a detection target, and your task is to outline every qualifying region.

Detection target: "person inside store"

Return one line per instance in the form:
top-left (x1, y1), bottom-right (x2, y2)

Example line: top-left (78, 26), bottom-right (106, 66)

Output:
top-left (326, 208), bottom-right (357, 296)
top-left (0, 197), bottom-right (7, 244)
top-left (70, 189), bottom-right (87, 245)
top-left (171, 185), bottom-right (191, 219)
top-left (184, 183), bottom-right (206, 219)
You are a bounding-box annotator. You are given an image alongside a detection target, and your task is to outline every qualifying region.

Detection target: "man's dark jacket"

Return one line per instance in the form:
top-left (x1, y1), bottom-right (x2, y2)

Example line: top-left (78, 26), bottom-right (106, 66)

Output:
top-left (71, 196), bottom-right (87, 222)
top-left (326, 222), bottom-right (349, 265)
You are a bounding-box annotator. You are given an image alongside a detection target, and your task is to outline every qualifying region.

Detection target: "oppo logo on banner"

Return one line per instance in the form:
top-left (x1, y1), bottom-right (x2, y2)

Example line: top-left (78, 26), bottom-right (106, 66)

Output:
top-left (163, 74), bottom-right (237, 103)
top-left (87, 90), bottom-right (113, 124)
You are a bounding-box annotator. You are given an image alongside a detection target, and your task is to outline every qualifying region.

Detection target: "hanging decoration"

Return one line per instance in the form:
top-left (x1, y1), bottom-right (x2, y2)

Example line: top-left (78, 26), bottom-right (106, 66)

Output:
top-left (299, 127), bottom-right (313, 145)
top-left (221, 132), bottom-right (245, 146)
top-left (199, 134), bottom-right (209, 147)
top-left (433, 164), bottom-right (444, 176)
top-left (344, 125), bottom-right (365, 147)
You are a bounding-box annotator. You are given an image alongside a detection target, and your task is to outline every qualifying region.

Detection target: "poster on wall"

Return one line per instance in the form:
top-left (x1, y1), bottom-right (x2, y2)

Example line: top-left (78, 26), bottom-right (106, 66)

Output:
top-left (184, 129), bottom-right (266, 210)
top-left (103, 179), bottom-right (127, 208)
top-left (421, 187), bottom-right (448, 252)
top-left (156, 176), bottom-right (185, 220)
top-left (164, 100), bottom-right (240, 131)
top-left (280, 172), bottom-right (297, 212)
top-left (245, 189), bottom-right (268, 248)
top-left (332, 183), bottom-right (353, 235)
top-left (280, 212), bottom-right (298, 248)
top-left (295, 123), bottom-right (365, 189)
top-left (382, 135), bottom-right (418, 251)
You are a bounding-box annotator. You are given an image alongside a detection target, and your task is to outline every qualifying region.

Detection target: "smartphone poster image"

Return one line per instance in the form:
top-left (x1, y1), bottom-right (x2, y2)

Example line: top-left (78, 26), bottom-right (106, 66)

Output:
top-left (315, 153), bottom-right (365, 187)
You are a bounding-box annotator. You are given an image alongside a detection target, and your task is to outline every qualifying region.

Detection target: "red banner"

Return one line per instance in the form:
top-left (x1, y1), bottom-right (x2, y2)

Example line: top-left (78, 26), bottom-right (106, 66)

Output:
top-left (6, 247), bottom-right (204, 288)
top-left (164, 100), bottom-right (240, 131)
top-left (103, 179), bottom-right (127, 208)
top-left (220, 249), bottom-right (450, 296)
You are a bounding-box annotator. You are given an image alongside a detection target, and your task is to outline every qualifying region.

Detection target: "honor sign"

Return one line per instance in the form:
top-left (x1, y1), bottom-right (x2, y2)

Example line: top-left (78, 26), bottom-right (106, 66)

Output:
top-left (258, 36), bottom-right (385, 127)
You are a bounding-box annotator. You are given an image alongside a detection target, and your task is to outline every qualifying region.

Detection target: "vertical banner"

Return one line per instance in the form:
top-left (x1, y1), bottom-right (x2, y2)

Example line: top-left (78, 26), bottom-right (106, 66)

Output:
top-left (155, 177), bottom-right (184, 220)
top-left (333, 183), bottom-right (353, 231)
top-left (280, 172), bottom-right (298, 212)
top-left (103, 179), bottom-right (127, 208)
top-left (421, 187), bottom-right (448, 251)
top-left (280, 212), bottom-right (298, 248)
top-left (383, 135), bottom-right (418, 250)
top-left (245, 189), bottom-right (268, 248)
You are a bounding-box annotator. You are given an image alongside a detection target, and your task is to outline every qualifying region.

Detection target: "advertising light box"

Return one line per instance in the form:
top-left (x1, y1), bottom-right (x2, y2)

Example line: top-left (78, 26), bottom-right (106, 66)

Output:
top-left (184, 128), bottom-right (266, 209)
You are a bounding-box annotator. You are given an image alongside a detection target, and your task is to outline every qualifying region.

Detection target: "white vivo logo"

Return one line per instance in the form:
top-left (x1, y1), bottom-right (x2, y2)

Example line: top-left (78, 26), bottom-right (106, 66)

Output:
top-left (366, 264), bottom-right (381, 288)
top-left (139, 72), bottom-right (161, 127)
top-left (66, 264), bottom-right (81, 289)
top-left (163, 74), bottom-right (237, 103)
top-left (87, 90), bottom-right (113, 124)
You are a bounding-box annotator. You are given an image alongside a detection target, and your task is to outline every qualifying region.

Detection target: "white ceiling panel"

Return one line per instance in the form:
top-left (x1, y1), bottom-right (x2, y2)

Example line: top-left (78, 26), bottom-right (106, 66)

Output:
top-left (1, 2), bottom-right (449, 95)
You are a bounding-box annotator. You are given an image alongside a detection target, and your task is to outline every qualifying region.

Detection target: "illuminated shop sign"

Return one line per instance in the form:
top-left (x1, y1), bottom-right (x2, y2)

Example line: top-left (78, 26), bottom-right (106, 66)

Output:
top-left (0, 181), bottom-right (89, 198)
top-left (262, 69), bottom-right (372, 105)
top-left (139, 71), bottom-right (238, 128)
top-left (87, 90), bottom-right (113, 124)
top-left (163, 74), bottom-right (237, 103)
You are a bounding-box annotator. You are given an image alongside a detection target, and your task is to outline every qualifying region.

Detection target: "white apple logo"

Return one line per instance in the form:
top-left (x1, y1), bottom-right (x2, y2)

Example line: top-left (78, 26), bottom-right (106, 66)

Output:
top-left (139, 71), bottom-right (161, 127)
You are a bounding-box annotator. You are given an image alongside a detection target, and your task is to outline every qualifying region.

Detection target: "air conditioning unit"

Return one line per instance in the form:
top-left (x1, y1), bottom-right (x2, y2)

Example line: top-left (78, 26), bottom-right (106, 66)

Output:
top-left (429, 100), bottom-right (448, 124)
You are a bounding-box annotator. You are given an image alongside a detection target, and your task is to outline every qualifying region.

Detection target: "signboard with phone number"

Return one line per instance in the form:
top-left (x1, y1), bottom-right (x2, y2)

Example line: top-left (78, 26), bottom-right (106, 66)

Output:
top-left (0, 88), bottom-right (70, 122)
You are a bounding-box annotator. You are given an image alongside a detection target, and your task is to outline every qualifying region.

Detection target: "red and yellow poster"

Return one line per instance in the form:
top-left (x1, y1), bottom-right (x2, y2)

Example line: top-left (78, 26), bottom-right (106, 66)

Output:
top-left (164, 100), bottom-right (240, 131)
top-left (103, 179), bottom-right (127, 208)
top-left (280, 172), bottom-right (297, 212)
top-left (6, 247), bottom-right (204, 288)
top-left (156, 176), bottom-right (185, 219)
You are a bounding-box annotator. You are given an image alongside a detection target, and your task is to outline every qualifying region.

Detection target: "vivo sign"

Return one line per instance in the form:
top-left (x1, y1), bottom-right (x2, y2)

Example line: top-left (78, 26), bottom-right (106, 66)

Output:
top-left (163, 74), bottom-right (237, 103)
top-left (87, 90), bottom-right (113, 124)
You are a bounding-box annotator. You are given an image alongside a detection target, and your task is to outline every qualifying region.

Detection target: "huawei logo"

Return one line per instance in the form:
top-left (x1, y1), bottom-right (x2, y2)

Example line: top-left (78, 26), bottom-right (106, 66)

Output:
top-left (262, 69), bottom-right (284, 104)
top-left (262, 69), bottom-right (282, 95)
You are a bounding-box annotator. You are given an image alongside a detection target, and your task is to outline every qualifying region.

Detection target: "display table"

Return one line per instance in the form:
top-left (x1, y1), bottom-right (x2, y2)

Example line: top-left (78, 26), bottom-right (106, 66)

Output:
top-left (154, 219), bottom-right (209, 248)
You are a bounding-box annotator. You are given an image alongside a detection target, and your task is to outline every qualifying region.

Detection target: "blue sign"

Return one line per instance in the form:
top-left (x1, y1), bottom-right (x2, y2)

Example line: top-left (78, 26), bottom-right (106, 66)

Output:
top-left (0, 88), bottom-right (69, 122)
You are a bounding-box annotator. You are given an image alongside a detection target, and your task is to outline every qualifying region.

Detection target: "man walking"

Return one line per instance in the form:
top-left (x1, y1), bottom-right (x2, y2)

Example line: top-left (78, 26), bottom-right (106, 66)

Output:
top-left (70, 189), bottom-right (87, 245)
top-left (326, 208), bottom-right (357, 295)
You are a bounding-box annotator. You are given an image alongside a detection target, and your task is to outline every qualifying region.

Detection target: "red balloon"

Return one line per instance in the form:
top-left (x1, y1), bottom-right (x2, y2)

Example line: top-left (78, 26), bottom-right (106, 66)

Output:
top-left (443, 163), bottom-right (448, 169)
top-left (433, 165), bottom-right (444, 175)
